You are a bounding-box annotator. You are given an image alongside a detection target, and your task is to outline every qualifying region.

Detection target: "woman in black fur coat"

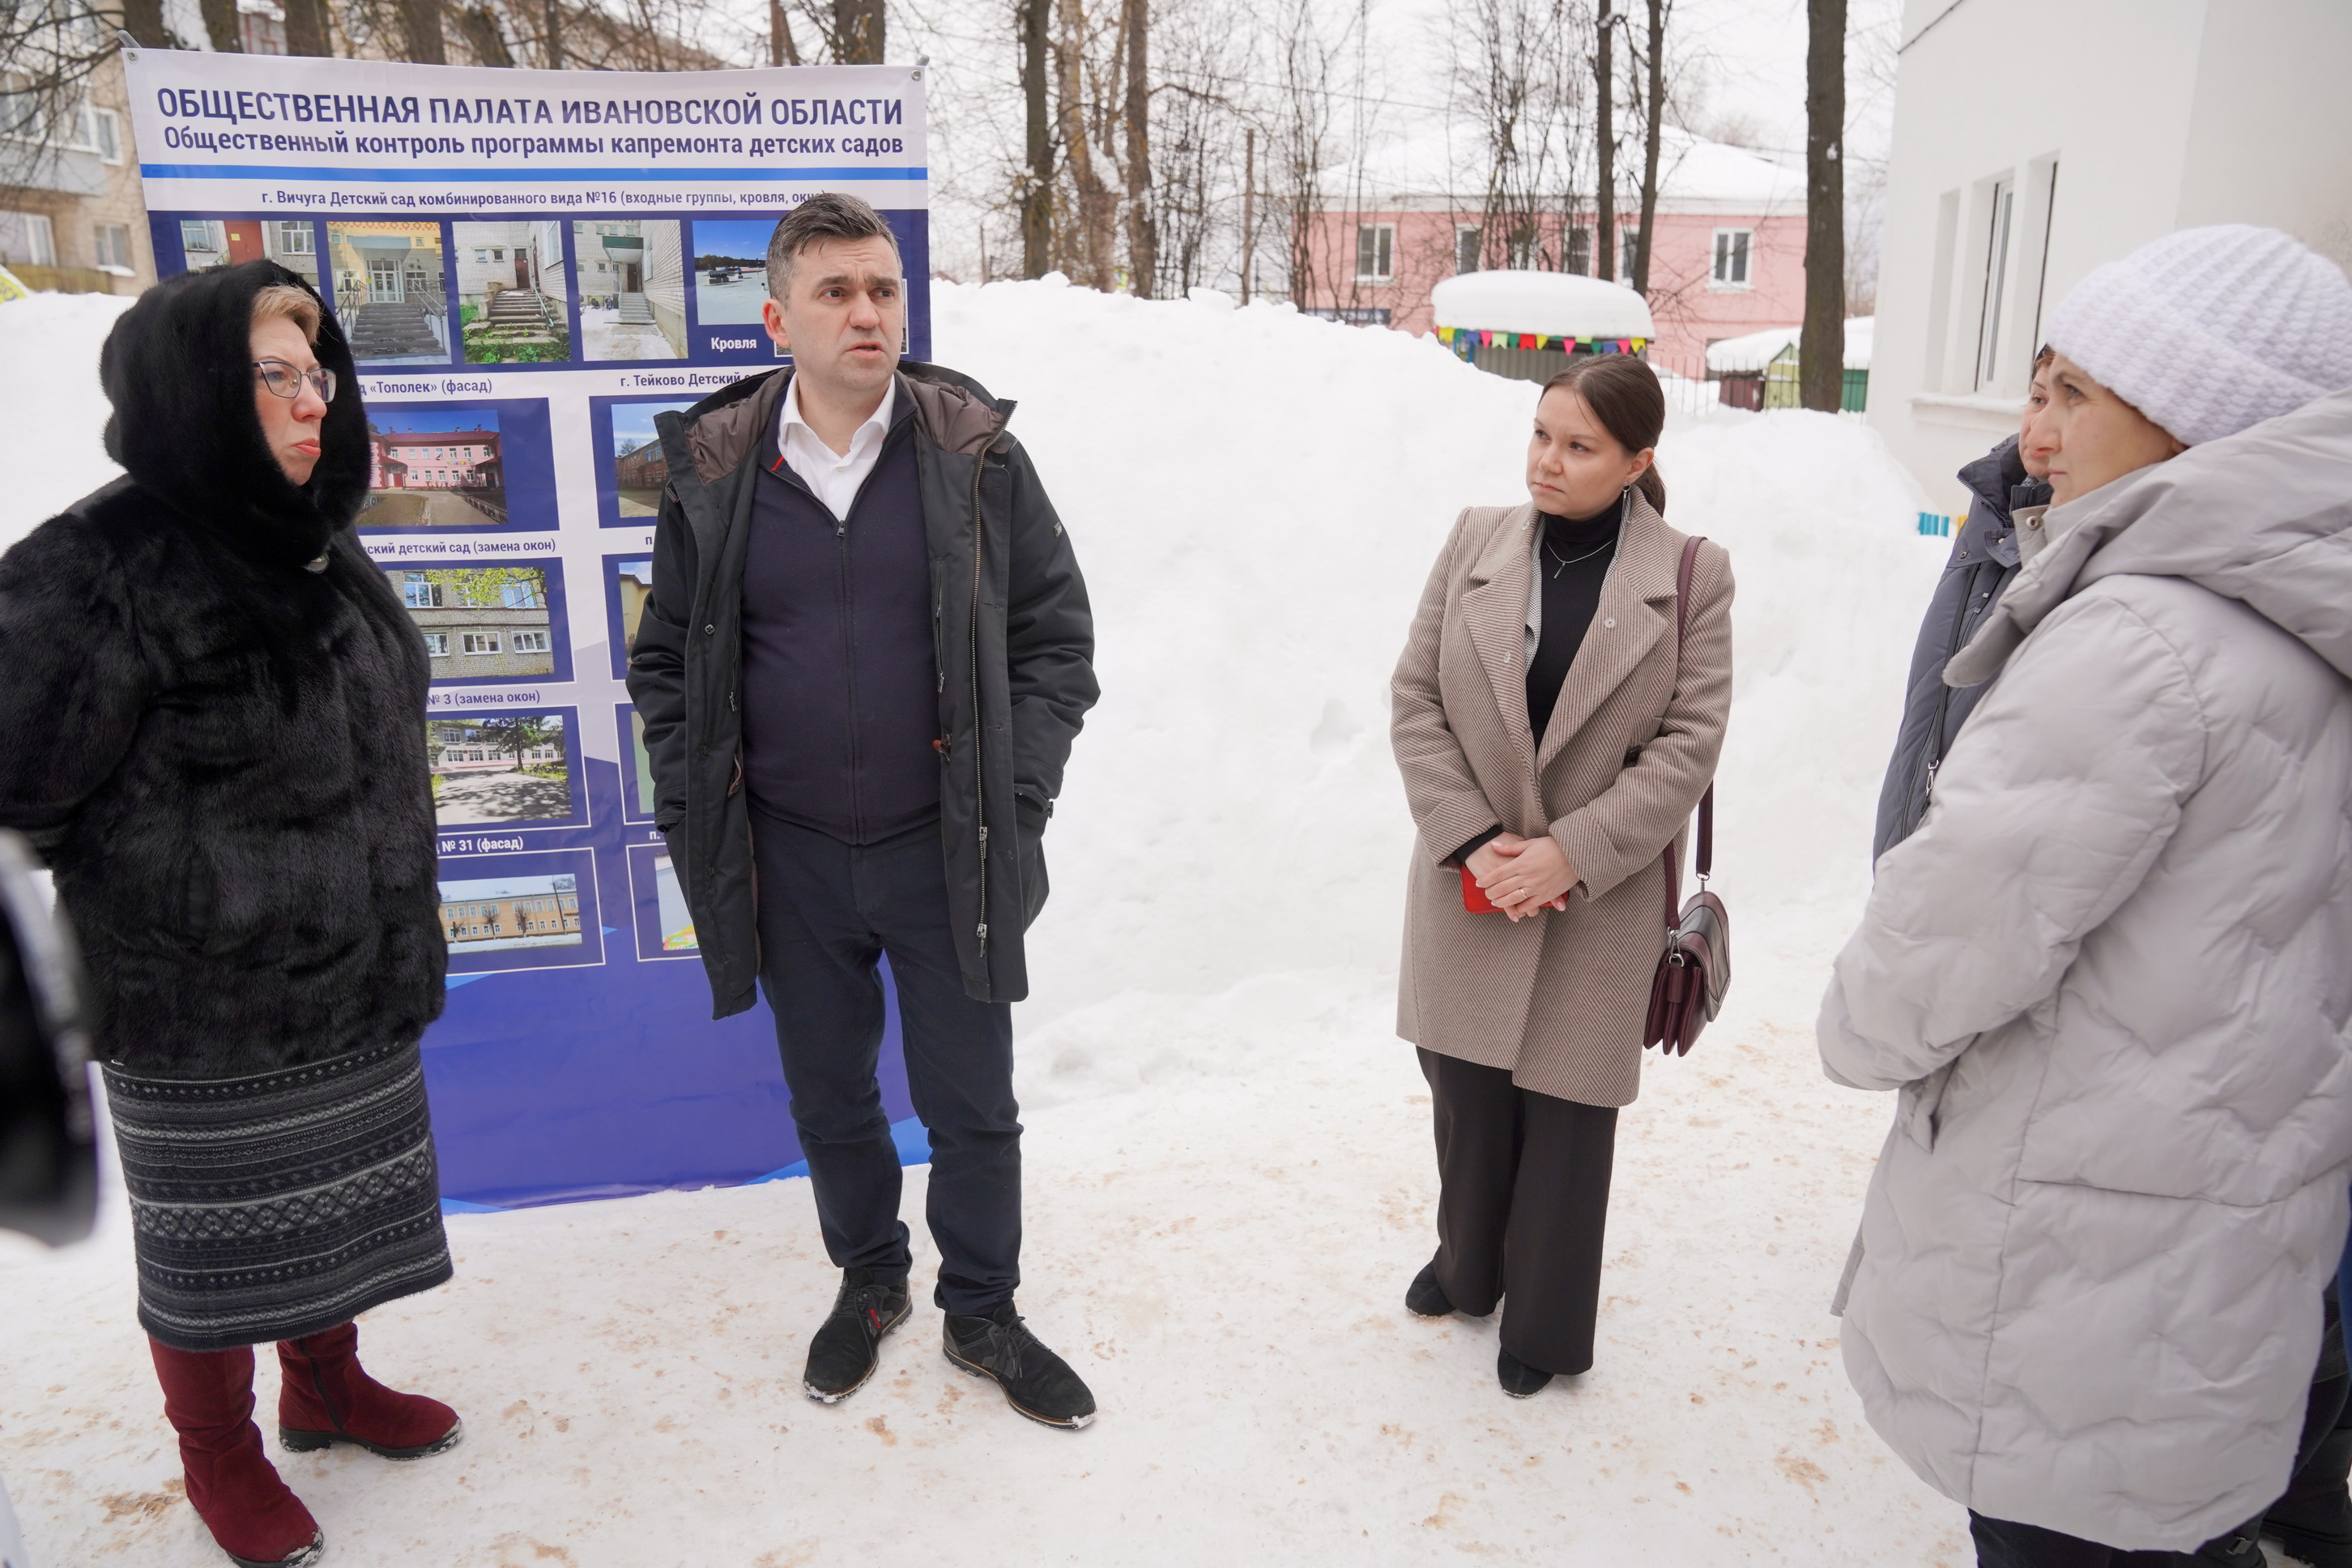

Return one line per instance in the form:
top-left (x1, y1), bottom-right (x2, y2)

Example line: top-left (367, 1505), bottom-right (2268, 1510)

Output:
top-left (0, 261), bottom-right (465, 1568)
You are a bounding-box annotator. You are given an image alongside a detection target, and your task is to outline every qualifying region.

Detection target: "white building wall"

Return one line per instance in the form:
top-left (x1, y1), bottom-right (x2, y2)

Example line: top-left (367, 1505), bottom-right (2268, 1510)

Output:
top-left (1868, 0), bottom-right (2352, 512)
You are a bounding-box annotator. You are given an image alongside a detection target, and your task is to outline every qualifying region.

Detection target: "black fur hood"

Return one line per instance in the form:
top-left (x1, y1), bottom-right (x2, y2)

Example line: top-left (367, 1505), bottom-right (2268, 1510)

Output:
top-left (100, 258), bottom-right (369, 569)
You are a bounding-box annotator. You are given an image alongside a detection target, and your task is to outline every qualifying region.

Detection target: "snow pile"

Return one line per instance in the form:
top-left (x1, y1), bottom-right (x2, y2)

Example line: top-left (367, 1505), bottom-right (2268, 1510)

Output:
top-left (1706, 317), bottom-right (1877, 373)
top-left (0, 283), bottom-right (1984, 1565)
top-left (0, 291), bottom-right (133, 546)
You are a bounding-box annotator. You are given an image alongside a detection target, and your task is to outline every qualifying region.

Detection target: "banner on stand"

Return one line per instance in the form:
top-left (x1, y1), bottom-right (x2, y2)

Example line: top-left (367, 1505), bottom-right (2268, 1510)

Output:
top-left (126, 48), bottom-right (932, 1208)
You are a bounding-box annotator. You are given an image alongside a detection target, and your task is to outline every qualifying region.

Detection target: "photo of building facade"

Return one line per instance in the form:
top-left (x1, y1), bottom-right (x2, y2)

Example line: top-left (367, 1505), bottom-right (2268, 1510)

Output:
top-left (613, 559), bottom-right (651, 658)
top-left (438, 873), bottom-right (581, 952)
top-left (326, 221), bottom-right (450, 365)
top-left (177, 218), bottom-right (320, 286)
top-left (390, 565), bottom-right (556, 680)
top-left (427, 713), bottom-right (571, 826)
top-left (363, 411), bottom-right (505, 526)
top-left (573, 220), bottom-right (687, 360)
top-left (608, 400), bottom-right (694, 518)
top-left (454, 220), bottom-right (571, 363)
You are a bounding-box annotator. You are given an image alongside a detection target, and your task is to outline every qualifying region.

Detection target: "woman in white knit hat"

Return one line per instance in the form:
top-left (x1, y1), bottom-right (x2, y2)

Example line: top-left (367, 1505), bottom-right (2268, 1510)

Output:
top-left (1817, 223), bottom-right (2352, 1566)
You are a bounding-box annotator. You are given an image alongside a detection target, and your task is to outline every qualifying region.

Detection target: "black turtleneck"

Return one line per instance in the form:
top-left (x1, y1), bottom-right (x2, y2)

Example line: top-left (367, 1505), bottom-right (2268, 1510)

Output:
top-left (1525, 504), bottom-right (1620, 744)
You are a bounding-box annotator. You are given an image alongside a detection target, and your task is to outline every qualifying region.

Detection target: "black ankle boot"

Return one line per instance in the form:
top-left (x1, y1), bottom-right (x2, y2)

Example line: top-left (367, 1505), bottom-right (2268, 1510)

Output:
top-left (803, 1267), bottom-right (910, 1404)
top-left (1498, 1349), bottom-right (1553, 1399)
top-left (1405, 1263), bottom-right (1454, 1319)
top-left (2267, 1424), bottom-right (2352, 1568)
top-left (943, 1301), bottom-right (1096, 1429)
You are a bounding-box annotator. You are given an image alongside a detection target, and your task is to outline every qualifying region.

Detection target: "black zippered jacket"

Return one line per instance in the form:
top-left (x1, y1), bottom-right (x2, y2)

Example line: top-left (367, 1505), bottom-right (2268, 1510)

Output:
top-left (1870, 437), bottom-right (2049, 859)
top-left (627, 361), bottom-right (1097, 1016)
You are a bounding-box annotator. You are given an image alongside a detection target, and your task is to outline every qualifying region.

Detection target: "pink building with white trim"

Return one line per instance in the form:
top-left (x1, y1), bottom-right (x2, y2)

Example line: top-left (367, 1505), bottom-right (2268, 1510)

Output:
top-left (1300, 128), bottom-right (1809, 373)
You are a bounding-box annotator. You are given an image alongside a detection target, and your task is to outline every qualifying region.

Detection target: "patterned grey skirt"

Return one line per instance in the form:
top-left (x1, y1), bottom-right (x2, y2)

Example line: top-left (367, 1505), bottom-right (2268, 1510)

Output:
top-left (101, 1038), bottom-right (454, 1352)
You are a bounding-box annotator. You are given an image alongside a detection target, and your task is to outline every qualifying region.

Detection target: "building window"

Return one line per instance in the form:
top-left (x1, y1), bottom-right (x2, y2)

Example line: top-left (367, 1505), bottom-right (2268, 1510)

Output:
top-left (0, 211), bottom-right (57, 268)
top-left (72, 106), bottom-right (122, 163)
top-left (1711, 228), bottom-right (1753, 288)
top-left (492, 247), bottom-right (505, 260)
top-left (420, 633), bottom-right (450, 656)
top-left (1564, 227), bottom-right (1592, 276)
top-left (1621, 228), bottom-right (1642, 280)
top-left (473, 247), bottom-right (488, 263)
top-left (274, 222), bottom-right (312, 255)
top-left (238, 7), bottom-right (286, 53)
top-left (462, 633), bottom-right (503, 655)
top-left (509, 631), bottom-right (550, 654)
top-left (93, 223), bottom-right (131, 271)
top-left (1455, 226), bottom-right (1481, 275)
top-left (501, 580), bottom-right (542, 609)
top-left (179, 219), bottom-right (219, 256)
top-left (1354, 224), bottom-right (1394, 283)
top-left (1975, 176), bottom-right (2018, 390)
top-left (402, 575), bottom-right (444, 608)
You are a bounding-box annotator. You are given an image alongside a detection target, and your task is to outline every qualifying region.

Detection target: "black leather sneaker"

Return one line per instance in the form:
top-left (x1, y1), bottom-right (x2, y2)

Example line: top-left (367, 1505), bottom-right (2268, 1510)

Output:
top-left (803, 1268), bottom-right (911, 1404)
top-left (942, 1302), bottom-right (1097, 1429)
top-left (1405, 1262), bottom-right (1455, 1318)
top-left (1498, 1348), bottom-right (1553, 1399)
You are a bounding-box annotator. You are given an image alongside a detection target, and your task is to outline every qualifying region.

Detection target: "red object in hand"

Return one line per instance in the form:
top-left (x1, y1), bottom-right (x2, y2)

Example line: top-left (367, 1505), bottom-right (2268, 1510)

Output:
top-left (1461, 866), bottom-right (1504, 914)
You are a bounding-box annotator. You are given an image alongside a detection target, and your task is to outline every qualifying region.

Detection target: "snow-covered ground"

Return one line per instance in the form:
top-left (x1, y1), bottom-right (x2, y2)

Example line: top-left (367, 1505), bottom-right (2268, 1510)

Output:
top-left (0, 283), bottom-right (1992, 1564)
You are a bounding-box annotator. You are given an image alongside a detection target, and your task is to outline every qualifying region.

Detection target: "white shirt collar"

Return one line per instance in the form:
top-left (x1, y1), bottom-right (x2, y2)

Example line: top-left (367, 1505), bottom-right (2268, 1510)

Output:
top-left (780, 372), bottom-right (894, 460)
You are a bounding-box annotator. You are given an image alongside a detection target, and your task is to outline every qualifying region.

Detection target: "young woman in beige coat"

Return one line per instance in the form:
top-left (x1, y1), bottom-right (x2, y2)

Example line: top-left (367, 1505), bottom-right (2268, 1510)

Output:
top-left (1389, 355), bottom-right (1733, 1397)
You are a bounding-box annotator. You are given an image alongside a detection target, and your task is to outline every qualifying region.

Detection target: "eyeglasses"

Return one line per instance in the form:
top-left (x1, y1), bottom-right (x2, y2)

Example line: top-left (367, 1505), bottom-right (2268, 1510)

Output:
top-left (252, 360), bottom-right (337, 403)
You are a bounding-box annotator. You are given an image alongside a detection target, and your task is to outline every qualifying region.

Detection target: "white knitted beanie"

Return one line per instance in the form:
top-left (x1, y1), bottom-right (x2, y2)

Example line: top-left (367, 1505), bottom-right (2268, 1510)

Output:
top-left (2045, 224), bottom-right (2352, 445)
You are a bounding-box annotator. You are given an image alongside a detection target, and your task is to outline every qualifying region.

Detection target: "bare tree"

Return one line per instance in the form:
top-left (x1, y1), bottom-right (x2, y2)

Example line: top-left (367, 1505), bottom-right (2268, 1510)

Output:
top-left (1123, 0), bottom-right (1153, 296)
top-left (1053, 0), bottom-right (1116, 287)
top-left (1, 0), bottom-right (121, 199)
top-left (835, 0), bottom-right (881, 63)
top-left (1018, 0), bottom-right (1053, 276)
top-left (769, 0), bottom-right (799, 65)
top-left (1593, 0), bottom-right (1613, 279)
top-left (454, 3), bottom-right (511, 63)
top-left (1802, 0), bottom-right (1845, 411)
top-left (1629, 0), bottom-right (1666, 293)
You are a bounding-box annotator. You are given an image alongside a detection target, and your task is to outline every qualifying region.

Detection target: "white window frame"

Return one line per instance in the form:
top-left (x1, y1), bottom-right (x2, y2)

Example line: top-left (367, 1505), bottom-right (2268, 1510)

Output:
top-left (1454, 225), bottom-right (1481, 275)
top-left (1711, 228), bottom-right (1753, 290)
top-left (1565, 226), bottom-right (1592, 276)
top-left (509, 631), bottom-right (550, 654)
top-left (1354, 223), bottom-right (1395, 283)
top-left (462, 632), bottom-right (503, 655)
top-left (420, 632), bottom-right (450, 656)
top-left (1620, 228), bottom-right (1641, 280)
top-left (1, 211), bottom-right (57, 268)
top-left (1974, 177), bottom-right (2018, 391)
top-left (402, 576), bottom-right (444, 609)
top-left (93, 222), bottom-right (131, 271)
top-left (274, 221), bottom-right (312, 255)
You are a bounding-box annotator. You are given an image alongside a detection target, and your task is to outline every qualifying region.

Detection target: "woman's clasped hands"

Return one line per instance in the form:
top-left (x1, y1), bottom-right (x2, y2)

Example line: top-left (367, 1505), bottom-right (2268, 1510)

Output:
top-left (1468, 833), bottom-right (1576, 920)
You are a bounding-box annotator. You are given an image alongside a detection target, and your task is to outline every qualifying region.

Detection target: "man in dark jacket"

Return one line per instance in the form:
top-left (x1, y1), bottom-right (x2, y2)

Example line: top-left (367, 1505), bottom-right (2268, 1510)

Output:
top-left (1869, 360), bottom-right (2052, 860)
top-left (628, 194), bottom-right (1100, 1428)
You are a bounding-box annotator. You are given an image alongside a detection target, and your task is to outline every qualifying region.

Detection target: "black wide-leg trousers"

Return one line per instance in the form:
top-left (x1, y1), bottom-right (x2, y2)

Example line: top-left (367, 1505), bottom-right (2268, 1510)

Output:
top-left (1418, 1047), bottom-right (1617, 1375)
top-left (751, 811), bottom-right (1021, 1316)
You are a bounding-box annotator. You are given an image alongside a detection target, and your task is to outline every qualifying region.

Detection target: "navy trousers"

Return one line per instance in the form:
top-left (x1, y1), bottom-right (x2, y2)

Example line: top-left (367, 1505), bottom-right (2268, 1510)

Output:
top-left (751, 812), bottom-right (1021, 1315)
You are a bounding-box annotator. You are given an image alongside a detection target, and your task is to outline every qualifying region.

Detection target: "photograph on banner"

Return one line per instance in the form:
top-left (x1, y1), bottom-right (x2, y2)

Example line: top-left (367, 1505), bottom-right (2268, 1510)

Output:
top-left (689, 219), bottom-right (774, 325)
top-left (604, 555), bottom-right (652, 680)
top-left (617, 704), bottom-right (658, 823)
top-left (594, 394), bottom-right (698, 526)
top-left (387, 560), bottom-right (573, 685)
top-left (176, 217), bottom-right (321, 286)
top-left (453, 221), bottom-right (572, 364)
top-left (624, 841), bottom-right (697, 959)
top-left (573, 221), bottom-right (686, 361)
top-left (437, 849), bottom-right (605, 974)
top-left (360, 400), bottom-right (558, 531)
top-left (325, 221), bottom-right (451, 367)
top-left (427, 709), bottom-right (585, 830)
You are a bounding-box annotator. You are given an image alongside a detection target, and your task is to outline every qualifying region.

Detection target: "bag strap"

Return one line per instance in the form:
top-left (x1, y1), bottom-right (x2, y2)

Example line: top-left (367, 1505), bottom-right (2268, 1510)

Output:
top-left (1662, 535), bottom-right (1711, 929)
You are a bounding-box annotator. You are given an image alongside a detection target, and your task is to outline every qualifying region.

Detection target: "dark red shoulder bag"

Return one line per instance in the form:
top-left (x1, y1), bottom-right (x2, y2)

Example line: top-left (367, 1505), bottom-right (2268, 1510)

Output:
top-left (1643, 535), bottom-right (1732, 1056)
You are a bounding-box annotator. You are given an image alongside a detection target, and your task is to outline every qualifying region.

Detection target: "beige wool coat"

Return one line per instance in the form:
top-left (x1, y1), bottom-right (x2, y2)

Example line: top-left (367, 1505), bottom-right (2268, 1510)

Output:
top-left (1391, 494), bottom-right (1734, 1106)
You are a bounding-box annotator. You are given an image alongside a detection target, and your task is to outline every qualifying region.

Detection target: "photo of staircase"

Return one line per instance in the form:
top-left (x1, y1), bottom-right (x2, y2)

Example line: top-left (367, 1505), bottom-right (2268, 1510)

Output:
top-left (326, 221), bottom-right (450, 367)
top-left (574, 220), bottom-right (687, 361)
top-left (455, 221), bottom-right (573, 364)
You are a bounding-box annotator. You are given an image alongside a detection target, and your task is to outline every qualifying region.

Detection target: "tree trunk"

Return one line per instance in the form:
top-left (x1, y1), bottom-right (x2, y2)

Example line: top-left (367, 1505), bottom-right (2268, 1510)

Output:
top-left (398, 0), bottom-right (446, 63)
top-left (541, 0), bottom-right (563, 66)
top-left (281, 0), bottom-right (332, 56)
top-left (120, 0), bottom-right (172, 46)
top-left (1594, 0), bottom-right (1613, 281)
top-left (836, 0), bottom-right (884, 63)
top-left (1240, 126), bottom-right (1255, 305)
top-left (455, 4), bottom-right (513, 64)
top-left (198, 0), bottom-right (242, 51)
top-left (1055, 0), bottom-right (1114, 289)
top-left (1123, 0), bottom-right (1154, 296)
top-left (1801, 0), bottom-right (1846, 411)
top-left (1631, 0), bottom-right (1664, 295)
top-left (770, 0), bottom-right (800, 63)
top-left (1020, 0), bottom-right (1052, 278)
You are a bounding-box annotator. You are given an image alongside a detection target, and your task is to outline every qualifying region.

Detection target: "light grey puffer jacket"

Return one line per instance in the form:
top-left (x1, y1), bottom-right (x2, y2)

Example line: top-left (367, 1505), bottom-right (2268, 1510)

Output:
top-left (1819, 386), bottom-right (2352, 1550)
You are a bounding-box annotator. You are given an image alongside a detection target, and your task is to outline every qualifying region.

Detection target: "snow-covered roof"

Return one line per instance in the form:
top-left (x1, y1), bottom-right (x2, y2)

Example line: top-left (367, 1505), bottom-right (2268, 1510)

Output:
top-left (1431, 271), bottom-right (1655, 338)
top-left (1330, 124), bottom-right (1804, 217)
top-left (1705, 317), bottom-right (1875, 373)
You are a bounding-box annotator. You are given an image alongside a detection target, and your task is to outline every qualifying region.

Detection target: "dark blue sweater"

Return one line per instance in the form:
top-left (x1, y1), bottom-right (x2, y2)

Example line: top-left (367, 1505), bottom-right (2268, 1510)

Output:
top-left (739, 398), bottom-right (943, 844)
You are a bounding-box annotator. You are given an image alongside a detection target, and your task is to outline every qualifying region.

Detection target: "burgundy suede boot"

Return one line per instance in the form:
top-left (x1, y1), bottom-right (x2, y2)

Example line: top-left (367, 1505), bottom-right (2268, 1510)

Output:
top-left (277, 1321), bottom-right (462, 1459)
top-left (148, 1338), bottom-right (324, 1568)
